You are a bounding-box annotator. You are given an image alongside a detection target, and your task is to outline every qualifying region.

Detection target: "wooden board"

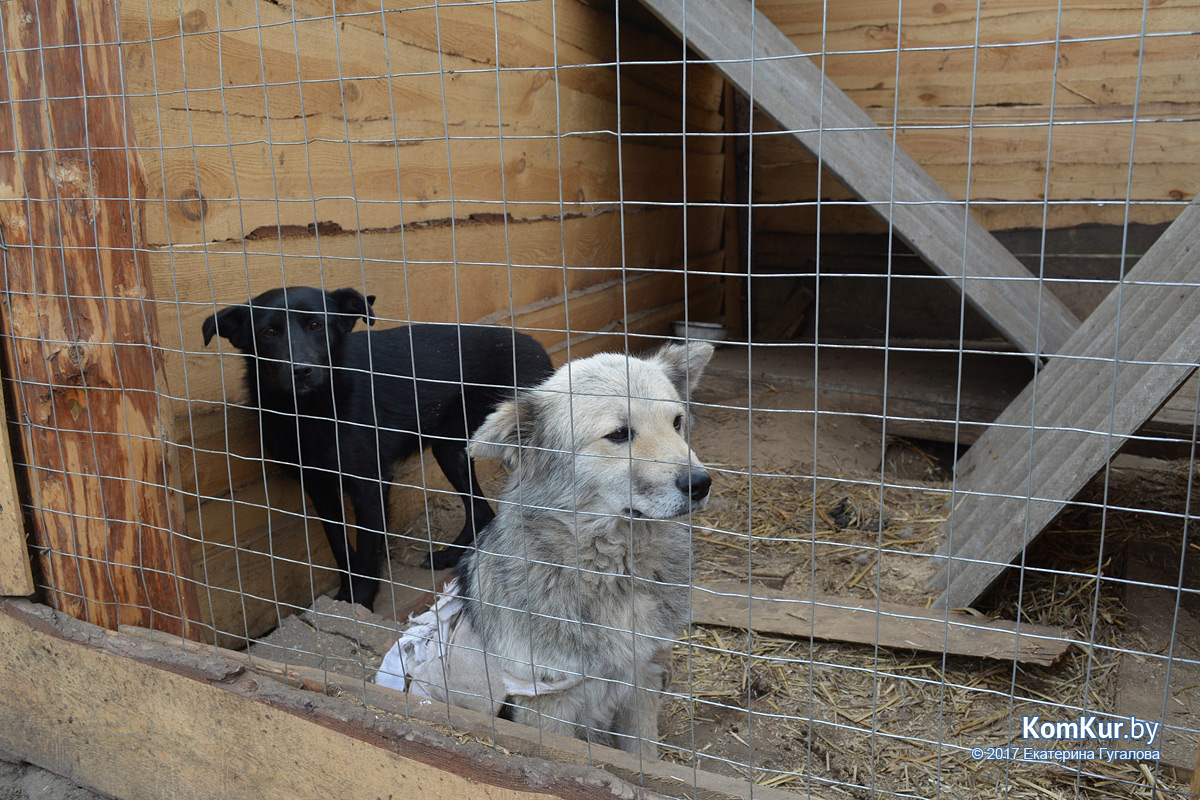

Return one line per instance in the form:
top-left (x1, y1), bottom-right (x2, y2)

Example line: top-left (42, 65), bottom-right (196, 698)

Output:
top-left (745, 0), bottom-right (1200, 233)
top-left (930, 199), bottom-right (1200, 609)
top-left (3, 598), bottom-right (817, 800)
top-left (155, 205), bottom-right (725, 422)
top-left (694, 581), bottom-right (1071, 666)
top-left (120, 0), bottom-right (727, 245)
top-left (0, 384), bottom-right (33, 596)
top-left (753, 0), bottom-right (1198, 109)
top-left (637, 0), bottom-right (1081, 357)
top-left (750, 103), bottom-right (1200, 233)
top-left (0, 599), bottom-right (647, 800)
top-left (0, 0), bottom-right (201, 637)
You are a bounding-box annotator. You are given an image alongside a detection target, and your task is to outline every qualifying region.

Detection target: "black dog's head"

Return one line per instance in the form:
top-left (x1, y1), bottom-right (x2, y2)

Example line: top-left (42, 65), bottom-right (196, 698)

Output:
top-left (202, 286), bottom-right (376, 397)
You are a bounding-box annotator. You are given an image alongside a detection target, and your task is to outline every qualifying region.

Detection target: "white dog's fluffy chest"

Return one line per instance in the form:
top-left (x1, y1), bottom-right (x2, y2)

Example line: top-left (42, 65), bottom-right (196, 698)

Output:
top-left (470, 517), bottom-right (688, 676)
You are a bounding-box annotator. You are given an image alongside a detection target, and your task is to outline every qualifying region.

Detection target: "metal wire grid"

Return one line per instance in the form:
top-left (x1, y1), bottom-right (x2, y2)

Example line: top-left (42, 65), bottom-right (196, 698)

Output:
top-left (2, 0), bottom-right (1197, 798)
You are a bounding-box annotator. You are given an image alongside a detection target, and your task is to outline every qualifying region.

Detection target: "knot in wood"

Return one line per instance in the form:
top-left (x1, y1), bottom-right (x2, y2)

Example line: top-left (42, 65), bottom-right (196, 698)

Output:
top-left (48, 341), bottom-right (98, 385)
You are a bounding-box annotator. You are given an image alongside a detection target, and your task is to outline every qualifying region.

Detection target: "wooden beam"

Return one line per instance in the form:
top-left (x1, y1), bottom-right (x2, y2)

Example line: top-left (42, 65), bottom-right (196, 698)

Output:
top-left (122, 621), bottom-right (830, 800)
top-left (0, 0), bottom-right (202, 637)
top-left (693, 582), bottom-right (1071, 666)
top-left (929, 200), bottom-right (1200, 609)
top-left (2, 598), bottom-right (811, 800)
top-left (636, 0), bottom-right (1081, 357)
top-left (721, 81), bottom-right (745, 340)
top-left (1192, 737), bottom-right (1200, 799)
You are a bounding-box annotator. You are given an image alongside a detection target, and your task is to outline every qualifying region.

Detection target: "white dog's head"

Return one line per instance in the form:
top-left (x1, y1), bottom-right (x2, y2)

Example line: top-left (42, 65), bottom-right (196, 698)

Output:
top-left (470, 341), bottom-right (714, 521)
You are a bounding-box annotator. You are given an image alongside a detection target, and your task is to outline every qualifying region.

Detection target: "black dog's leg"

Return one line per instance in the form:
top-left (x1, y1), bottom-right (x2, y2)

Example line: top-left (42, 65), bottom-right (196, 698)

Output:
top-left (421, 440), bottom-right (495, 571)
top-left (344, 479), bottom-right (388, 609)
top-left (304, 480), bottom-right (358, 602)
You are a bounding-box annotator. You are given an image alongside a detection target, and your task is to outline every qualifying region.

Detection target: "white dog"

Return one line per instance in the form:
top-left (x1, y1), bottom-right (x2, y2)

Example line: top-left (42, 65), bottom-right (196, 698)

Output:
top-left (378, 342), bottom-right (713, 758)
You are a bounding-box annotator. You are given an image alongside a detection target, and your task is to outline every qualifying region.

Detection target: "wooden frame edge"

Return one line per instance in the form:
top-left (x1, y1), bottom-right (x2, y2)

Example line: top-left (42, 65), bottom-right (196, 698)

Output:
top-left (0, 383), bottom-right (33, 596)
top-left (0, 599), bottom-right (818, 800)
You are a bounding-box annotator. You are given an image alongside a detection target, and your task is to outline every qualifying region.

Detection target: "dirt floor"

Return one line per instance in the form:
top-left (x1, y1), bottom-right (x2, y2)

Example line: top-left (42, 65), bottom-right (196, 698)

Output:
top-left (248, 348), bottom-right (1199, 800)
top-left (0, 753), bottom-right (106, 800)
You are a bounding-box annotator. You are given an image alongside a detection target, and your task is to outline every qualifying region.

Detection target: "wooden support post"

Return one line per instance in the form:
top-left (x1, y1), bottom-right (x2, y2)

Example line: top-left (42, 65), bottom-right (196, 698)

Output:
top-left (1191, 736), bottom-right (1200, 798)
top-left (721, 81), bottom-right (745, 340)
top-left (637, 0), bottom-right (1081, 357)
top-left (929, 200), bottom-right (1200, 609)
top-left (0, 0), bottom-right (202, 637)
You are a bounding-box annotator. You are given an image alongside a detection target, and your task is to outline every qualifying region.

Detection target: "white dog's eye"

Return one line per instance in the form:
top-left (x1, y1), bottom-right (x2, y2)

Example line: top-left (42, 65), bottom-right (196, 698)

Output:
top-left (673, 414), bottom-right (683, 431)
top-left (604, 426), bottom-right (631, 444)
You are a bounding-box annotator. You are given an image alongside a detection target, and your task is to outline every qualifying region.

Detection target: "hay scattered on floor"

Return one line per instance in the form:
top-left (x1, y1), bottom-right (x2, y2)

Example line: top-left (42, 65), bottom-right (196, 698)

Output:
top-left (660, 453), bottom-right (1196, 799)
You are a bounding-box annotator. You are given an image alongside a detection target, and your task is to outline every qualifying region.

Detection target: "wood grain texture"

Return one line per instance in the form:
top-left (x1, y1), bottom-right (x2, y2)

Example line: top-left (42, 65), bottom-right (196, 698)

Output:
top-left (694, 582), bottom-right (1071, 665)
top-left (0, 599), bottom-right (676, 800)
top-left (931, 200), bottom-right (1200, 609)
top-left (746, 0), bottom-right (1199, 233)
top-left (120, 0), bottom-right (727, 244)
top-left (156, 204), bottom-right (725, 424)
top-left (0, 0), bottom-right (201, 636)
top-left (637, 0), bottom-right (1081, 356)
top-left (753, 0), bottom-right (1198, 109)
top-left (119, 615), bottom-right (822, 800)
top-left (750, 102), bottom-right (1200, 233)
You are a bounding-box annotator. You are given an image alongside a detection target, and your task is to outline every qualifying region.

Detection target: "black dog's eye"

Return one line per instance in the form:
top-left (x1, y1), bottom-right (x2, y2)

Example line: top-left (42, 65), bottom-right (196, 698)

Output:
top-left (674, 414), bottom-right (683, 431)
top-left (604, 426), bottom-right (631, 444)
top-left (308, 319), bottom-right (324, 332)
top-left (261, 326), bottom-right (279, 338)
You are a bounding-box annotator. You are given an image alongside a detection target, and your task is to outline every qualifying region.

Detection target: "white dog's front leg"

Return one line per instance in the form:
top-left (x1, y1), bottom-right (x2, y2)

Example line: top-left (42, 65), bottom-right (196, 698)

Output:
top-left (612, 647), bottom-right (672, 758)
top-left (510, 694), bottom-right (588, 743)
top-left (611, 686), bottom-right (662, 758)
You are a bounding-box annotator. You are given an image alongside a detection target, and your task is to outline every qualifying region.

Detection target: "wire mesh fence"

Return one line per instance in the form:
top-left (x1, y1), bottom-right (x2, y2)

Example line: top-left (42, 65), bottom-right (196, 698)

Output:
top-left (1, 0), bottom-right (1198, 797)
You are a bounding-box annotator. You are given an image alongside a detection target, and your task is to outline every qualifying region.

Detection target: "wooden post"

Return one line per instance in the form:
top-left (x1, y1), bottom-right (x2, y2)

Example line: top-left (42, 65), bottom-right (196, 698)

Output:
top-left (721, 81), bottom-right (745, 340)
top-left (0, 0), bottom-right (202, 637)
top-left (1191, 735), bottom-right (1200, 798)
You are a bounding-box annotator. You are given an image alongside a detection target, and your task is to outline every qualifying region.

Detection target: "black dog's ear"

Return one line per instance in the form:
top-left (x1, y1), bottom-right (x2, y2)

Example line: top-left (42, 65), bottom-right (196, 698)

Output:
top-left (330, 288), bottom-right (376, 330)
top-left (202, 305), bottom-right (253, 351)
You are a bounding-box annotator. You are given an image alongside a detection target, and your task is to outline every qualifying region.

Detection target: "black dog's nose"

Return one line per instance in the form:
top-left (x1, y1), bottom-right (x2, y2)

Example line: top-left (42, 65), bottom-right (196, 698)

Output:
top-left (677, 469), bottom-right (711, 501)
top-left (293, 365), bottom-right (314, 380)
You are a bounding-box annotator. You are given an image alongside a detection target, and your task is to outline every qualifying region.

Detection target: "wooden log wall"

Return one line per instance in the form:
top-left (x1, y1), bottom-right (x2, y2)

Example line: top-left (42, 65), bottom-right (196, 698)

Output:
top-left (0, 0), bottom-right (203, 639)
top-left (743, 0), bottom-right (1199, 341)
top-left (115, 0), bottom-right (727, 640)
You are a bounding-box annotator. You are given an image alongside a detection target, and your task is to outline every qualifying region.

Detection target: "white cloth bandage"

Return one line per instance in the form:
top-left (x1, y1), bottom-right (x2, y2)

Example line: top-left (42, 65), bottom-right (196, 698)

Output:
top-left (375, 578), bottom-right (582, 715)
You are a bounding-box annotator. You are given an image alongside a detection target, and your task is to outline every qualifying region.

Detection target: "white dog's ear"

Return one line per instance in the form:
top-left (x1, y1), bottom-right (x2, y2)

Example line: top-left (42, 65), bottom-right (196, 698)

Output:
top-left (469, 394), bottom-right (537, 468)
top-left (652, 341), bottom-right (715, 397)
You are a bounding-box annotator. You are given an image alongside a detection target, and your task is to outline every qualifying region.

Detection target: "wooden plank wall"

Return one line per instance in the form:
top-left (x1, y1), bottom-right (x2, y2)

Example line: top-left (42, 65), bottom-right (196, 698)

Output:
top-left (742, 0), bottom-right (1199, 339)
top-left (117, 0), bottom-right (727, 640)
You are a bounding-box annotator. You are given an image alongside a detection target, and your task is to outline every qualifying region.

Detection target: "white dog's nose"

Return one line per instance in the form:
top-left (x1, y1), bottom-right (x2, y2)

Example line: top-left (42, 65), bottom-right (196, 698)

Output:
top-left (677, 469), bottom-right (711, 501)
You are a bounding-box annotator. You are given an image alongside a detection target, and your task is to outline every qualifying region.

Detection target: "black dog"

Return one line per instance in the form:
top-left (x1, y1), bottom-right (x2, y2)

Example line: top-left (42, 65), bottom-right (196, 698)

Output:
top-left (202, 286), bottom-right (553, 608)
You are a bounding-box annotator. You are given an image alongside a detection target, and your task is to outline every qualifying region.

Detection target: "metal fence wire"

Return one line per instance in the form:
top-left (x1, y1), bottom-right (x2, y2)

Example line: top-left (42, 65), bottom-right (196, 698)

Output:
top-left (1, 0), bottom-right (1198, 798)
